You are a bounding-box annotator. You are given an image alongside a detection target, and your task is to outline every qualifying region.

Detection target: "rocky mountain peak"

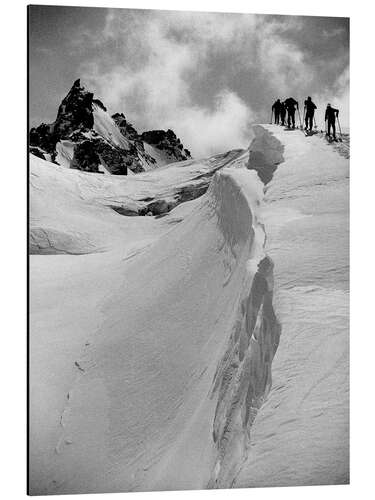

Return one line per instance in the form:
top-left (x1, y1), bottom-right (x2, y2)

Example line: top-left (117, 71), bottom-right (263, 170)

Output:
top-left (53, 79), bottom-right (94, 138)
top-left (29, 80), bottom-right (192, 174)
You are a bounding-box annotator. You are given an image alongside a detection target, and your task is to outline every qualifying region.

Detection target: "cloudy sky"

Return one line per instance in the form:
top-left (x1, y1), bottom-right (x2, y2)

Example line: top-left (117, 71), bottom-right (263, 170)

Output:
top-left (29, 6), bottom-right (349, 156)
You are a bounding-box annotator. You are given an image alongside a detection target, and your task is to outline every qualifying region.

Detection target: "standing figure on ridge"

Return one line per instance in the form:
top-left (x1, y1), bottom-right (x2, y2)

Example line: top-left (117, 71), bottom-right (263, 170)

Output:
top-left (284, 97), bottom-right (299, 129)
top-left (304, 96), bottom-right (317, 132)
top-left (325, 103), bottom-right (339, 140)
top-left (280, 101), bottom-right (286, 126)
top-left (272, 99), bottom-right (282, 125)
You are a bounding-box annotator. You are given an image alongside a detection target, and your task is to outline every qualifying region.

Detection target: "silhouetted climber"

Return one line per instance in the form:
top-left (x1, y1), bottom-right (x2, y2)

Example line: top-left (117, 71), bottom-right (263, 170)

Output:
top-left (284, 97), bottom-right (299, 128)
top-left (325, 103), bottom-right (339, 139)
top-left (280, 101), bottom-right (286, 126)
top-left (272, 99), bottom-right (282, 124)
top-left (304, 96), bottom-right (317, 132)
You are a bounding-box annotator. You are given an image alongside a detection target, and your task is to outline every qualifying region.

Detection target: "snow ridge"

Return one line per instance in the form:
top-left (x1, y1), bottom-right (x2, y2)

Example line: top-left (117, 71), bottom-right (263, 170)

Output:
top-left (29, 127), bottom-right (288, 494)
top-left (209, 257), bottom-right (281, 488)
top-left (247, 125), bottom-right (285, 184)
top-left (207, 129), bottom-right (283, 488)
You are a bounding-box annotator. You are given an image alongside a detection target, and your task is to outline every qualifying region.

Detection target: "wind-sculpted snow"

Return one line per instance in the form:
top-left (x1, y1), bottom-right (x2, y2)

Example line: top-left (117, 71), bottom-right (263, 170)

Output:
top-left (29, 144), bottom-right (280, 494)
top-left (234, 125), bottom-right (349, 487)
top-left (29, 149), bottom-right (247, 254)
top-left (209, 255), bottom-right (280, 488)
top-left (247, 125), bottom-right (285, 184)
top-left (29, 124), bottom-right (348, 494)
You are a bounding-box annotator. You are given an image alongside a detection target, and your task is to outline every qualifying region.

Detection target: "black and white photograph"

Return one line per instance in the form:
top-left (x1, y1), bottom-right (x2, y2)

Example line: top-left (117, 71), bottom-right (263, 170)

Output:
top-left (27, 3), bottom-right (350, 496)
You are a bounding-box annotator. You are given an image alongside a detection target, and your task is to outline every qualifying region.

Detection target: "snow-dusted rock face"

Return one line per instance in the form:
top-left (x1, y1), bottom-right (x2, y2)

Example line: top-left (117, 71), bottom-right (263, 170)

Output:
top-left (29, 122), bottom-right (56, 156)
top-left (111, 112), bottom-right (139, 140)
top-left (29, 80), bottom-right (191, 174)
top-left (54, 78), bottom-right (95, 138)
top-left (30, 79), bottom-right (96, 156)
top-left (141, 129), bottom-right (191, 163)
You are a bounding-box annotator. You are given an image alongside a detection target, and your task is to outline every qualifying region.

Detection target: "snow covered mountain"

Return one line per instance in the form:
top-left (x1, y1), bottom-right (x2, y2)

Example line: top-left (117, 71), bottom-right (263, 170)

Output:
top-left (29, 125), bottom-right (349, 494)
top-left (29, 79), bottom-right (191, 174)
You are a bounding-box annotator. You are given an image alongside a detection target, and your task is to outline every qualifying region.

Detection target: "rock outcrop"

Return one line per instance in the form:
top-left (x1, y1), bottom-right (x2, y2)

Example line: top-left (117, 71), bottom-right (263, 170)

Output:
top-left (112, 112), bottom-right (138, 140)
top-left (54, 79), bottom-right (94, 138)
top-left (29, 123), bottom-right (57, 155)
top-left (29, 80), bottom-right (191, 175)
top-left (141, 129), bottom-right (191, 162)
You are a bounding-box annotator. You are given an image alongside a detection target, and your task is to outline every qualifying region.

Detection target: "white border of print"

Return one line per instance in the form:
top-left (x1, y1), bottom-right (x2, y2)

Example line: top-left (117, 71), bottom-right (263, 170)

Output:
top-left (0, 0), bottom-right (374, 499)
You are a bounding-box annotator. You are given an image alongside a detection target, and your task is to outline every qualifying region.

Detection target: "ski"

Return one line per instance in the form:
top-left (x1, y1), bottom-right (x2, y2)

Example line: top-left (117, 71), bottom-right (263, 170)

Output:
top-left (325, 135), bottom-right (339, 144)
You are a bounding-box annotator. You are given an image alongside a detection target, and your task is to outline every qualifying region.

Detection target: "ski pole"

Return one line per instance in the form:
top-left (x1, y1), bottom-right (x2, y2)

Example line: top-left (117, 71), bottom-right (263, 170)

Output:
top-left (336, 115), bottom-right (343, 141)
top-left (313, 116), bottom-right (317, 130)
top-left (270, 109), bottom-right (273, 125)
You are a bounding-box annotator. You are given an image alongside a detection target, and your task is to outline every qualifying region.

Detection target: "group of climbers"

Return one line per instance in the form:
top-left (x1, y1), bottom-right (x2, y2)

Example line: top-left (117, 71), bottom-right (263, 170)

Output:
top-left (271, 97), bottom-right (340, 140)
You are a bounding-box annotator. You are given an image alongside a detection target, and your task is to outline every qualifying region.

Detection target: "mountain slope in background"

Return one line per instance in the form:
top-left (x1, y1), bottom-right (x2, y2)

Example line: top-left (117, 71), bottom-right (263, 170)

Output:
top-left (29, 79), bottom-right (191, 174)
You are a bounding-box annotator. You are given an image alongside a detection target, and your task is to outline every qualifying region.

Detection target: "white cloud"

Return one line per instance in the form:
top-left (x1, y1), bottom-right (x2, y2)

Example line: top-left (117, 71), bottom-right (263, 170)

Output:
top-left (257, 20), bottom-right (313, 98)
top-left (79, 10), bottom-right (255, 156)
top-left (169, 91), bottom-right (254, 158)
top-left (314, 66), bottom-right (349, 129)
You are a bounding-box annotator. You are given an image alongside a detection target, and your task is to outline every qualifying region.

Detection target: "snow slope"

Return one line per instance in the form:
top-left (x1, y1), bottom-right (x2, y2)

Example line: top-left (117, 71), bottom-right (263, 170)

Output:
top-left (92, 103), bottom-right (131, 151)
top-left (29, 149), bottom-right (246, 254)
top-left (31, 147), bottom-right (264, 493)
top-left (143, 141), bottom-right (170, 167)
top-left (29, 125), bottom-right (349, 494)
top-left (234, 125), bottom-right (349, 487)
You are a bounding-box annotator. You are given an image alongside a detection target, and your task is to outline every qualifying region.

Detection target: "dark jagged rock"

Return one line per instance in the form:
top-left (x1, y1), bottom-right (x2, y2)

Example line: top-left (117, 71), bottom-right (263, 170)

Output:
top-left (94, 140), bottom-right (129, 175)
top-left (29, 79), bottom-right (192, 175)
top-left (141, 129), bottom-right (192, 162)
top-left (70, 139), bottom-right (129, 175)
top-left (71, 140), bottom-right (100, 173)
top-left (29, 123), bottom-right (57, 154)
top-left (112, 113), bottom-right (139, 140)
top-left (29, 80), bottom-right (133, 174)
top-left (111, 113), bottom-right (159, 168)
top-left (29, 79), bottom-right (94, 154)
top-left (53, 79), bottom-right (94, 139)
top-left (92, 98), bottom-right (107, 112)
top-left (29, 146), bottom-right (47, 160)
top-left (140, 199), bottom-right (177, 216)
top-left (141, 130), bottom-right (168, 144)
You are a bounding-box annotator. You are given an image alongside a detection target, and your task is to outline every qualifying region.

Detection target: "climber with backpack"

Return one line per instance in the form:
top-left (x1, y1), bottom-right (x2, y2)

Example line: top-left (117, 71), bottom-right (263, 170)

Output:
top-left (304, 96), bottom-right (317, 132)
top-left (325, 103), bottom-right (339, 140)
top-left (284, 97), bottom-right (299, 129)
